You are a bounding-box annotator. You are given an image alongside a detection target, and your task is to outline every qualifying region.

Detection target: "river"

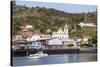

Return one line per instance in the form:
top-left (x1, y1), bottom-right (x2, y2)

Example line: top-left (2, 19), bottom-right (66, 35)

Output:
top-left (12, 53), bottom-right (97, 66)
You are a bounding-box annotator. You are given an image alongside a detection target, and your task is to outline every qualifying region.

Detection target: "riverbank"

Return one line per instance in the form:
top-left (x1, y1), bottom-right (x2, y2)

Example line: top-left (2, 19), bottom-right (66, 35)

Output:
top-left (12, 47), bottom-right (97, 57)
top-left (79, 47), bottom-right (97, 53)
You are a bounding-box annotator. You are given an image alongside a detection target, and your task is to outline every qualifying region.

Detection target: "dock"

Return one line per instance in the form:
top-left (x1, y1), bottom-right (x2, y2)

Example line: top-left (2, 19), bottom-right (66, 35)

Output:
top-left (12, 48), bottom-right (97, 57)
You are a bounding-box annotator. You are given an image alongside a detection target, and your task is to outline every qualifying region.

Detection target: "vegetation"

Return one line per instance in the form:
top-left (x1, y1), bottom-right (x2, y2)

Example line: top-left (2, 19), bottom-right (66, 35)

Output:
top-left (69, 27), bottom-right (96, 38)
top-left (80, 43), bottom-right (93, 47)
top-left (91, 33), bottom-right (97, 47)
top-left (12, 1), bottom-right (97, 39)
top-left (67, 44), bottom-right (74, 47)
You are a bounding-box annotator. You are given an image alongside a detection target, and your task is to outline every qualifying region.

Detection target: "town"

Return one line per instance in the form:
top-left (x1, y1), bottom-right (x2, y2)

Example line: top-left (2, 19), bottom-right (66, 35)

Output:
top-left (12, 1), bottom-right (97, 56)
top-left (12, 17), bottom-right (97, 55)
top-left (11, 1), bottom-right (97, 66)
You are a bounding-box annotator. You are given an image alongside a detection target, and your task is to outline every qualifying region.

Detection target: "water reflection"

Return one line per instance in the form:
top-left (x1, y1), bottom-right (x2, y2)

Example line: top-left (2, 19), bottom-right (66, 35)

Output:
top-left (79, 54), bottom-right (97, 62)
top-left (13, 53), bottom-right (97, 66)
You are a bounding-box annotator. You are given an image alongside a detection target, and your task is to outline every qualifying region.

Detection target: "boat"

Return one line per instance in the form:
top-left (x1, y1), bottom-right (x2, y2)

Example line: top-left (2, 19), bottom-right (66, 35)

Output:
top-left (27, 52), bottom-right (48, 58)
top-left (38, 52), bottom-right (48, 57)
top-left (27, 54), bottom-right (41, 59)
top-left (26, 40), bottom-right (48, 58)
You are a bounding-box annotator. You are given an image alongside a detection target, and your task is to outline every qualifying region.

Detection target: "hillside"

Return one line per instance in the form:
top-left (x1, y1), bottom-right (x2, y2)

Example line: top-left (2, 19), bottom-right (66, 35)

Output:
top-left (12, 2), bottom-right (97, 38)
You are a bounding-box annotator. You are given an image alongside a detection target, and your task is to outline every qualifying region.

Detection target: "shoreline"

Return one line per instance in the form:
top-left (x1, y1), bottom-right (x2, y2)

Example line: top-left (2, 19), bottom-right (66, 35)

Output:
top-left (12, 47), bottom-right (97, 57)
top-left (79, 47), bottom-right (97, 53)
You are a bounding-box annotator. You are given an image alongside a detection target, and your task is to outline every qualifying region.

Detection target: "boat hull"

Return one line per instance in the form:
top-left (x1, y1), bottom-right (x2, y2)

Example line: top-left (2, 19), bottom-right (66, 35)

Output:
top-left (27, 52), bottom-right (48, 59)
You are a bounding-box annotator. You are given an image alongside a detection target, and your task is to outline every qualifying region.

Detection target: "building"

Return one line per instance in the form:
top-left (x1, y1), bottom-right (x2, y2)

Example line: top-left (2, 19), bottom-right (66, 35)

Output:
top-left (64, 39), bottom-right (77, 48)
top-left (29, 40), bottom-right (43, 49)
top-left (13, 40), bottom-right (29, 50)
top-left (27, 34), bottom-right (41, 41)
top-left (27, 36), bottom-right (63, 49)
top-left (47, 38), bottom-right (63, 49)
top-left (79, 22), bottom-right (96, 27)
top-left (12, 35), bottom-right (23, 41)
top-left (12, 35), bottom-right (23, 46)
top-left (19, 25), bottom-right (34, 38)
top-left (52, 24), bottom-right (69, 41)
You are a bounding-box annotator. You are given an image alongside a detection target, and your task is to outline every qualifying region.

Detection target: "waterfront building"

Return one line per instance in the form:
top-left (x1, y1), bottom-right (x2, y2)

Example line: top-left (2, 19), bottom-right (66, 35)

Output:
top-left (48, 38), bottom-right (63, 49)
top-left (13, 40), bottom-right (28, 50)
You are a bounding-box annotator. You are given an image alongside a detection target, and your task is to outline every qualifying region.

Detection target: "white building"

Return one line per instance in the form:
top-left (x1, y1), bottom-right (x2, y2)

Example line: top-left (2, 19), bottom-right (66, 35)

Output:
top-left (79, 22), bottom-right (96, 27)
top-left (52, 24), bottom-right (69, 41)
top-left (27, 34), bottom-right (40, 41)
top-left (12, 35), bottom-right (23, 41)
top-left (48, 38), bottom-right (62, 45)
top-left (47, 38), bottom-right (63, 49)
top-left (65, 39), bottom-right (77, 48)
top-left (25, 25), bottom-right (33, 28)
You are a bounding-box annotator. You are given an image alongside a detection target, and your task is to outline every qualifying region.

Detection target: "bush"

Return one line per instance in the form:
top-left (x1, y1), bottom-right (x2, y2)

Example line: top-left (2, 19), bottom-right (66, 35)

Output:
top-left (80, 43), bottom-right (93, 47)
top-left (67, 44), bottom-right (74, 47)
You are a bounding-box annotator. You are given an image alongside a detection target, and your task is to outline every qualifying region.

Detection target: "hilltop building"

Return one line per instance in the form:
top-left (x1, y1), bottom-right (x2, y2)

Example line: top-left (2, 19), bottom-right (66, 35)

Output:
top-left (79, 13), bottom-right (96, 27)
top-left (79, 22), bottom-right (96, 27)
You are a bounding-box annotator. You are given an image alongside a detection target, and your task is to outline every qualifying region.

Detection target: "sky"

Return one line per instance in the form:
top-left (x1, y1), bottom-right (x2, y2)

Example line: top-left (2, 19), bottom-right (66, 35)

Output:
top-left (15, 1), bottom-right (97, 13)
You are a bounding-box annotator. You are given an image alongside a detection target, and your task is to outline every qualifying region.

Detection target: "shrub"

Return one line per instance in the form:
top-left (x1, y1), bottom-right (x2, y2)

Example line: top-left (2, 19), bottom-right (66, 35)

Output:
top-left (67, 44), bottom-right (74, 47)
top-left (80, 43), bottom-right (93, 47)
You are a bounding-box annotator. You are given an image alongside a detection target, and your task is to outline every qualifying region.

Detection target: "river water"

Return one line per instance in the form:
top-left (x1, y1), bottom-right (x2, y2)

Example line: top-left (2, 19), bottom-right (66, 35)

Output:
top-left (12, 53), bottom-right (97, 66)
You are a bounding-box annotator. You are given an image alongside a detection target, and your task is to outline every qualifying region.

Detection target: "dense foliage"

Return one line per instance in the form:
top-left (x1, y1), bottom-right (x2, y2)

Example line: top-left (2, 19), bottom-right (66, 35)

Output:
top-left (12, 1), bottom-right (97, 39)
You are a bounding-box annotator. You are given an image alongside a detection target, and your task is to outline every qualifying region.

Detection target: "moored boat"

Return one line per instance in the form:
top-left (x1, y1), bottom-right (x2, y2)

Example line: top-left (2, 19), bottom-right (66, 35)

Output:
top-left (27, 52), bottom-right (48, 58)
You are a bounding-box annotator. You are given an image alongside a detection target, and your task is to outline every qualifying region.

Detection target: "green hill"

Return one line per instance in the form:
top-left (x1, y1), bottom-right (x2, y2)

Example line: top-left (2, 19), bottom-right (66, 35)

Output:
top-left (12, 2), bottom-right (97, 38)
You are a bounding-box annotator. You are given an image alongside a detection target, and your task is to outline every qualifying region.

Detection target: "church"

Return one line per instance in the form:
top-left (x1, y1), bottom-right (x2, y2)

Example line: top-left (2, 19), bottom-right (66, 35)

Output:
top-left (52, 24), bottom-right (69, 41)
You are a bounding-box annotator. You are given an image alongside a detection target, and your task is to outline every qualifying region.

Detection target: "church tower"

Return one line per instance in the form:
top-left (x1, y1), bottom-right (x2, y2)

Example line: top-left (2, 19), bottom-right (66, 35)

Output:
top-left (63, 24), bottom-right (69, 40)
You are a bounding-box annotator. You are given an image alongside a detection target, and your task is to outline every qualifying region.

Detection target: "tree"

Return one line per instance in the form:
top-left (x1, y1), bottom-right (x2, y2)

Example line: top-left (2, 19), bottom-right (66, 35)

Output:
top-left (80, 43), bottom-right (92, 47)
top-left (91, 33), bottom-right (97, 47)
top-left (76, 25), bottom-right (81, 30)
top-left (67, 44), bottom-right (74, 47)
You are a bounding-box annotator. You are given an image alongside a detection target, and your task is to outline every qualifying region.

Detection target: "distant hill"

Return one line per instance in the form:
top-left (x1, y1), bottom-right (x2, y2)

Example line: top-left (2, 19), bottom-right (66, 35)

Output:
top-left (12, 2), bottom-right (97, 38)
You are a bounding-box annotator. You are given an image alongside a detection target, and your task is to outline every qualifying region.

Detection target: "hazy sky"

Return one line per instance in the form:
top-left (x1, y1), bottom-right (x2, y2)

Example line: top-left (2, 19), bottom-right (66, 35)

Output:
top-left (15, 1), bottom-right (97, 13)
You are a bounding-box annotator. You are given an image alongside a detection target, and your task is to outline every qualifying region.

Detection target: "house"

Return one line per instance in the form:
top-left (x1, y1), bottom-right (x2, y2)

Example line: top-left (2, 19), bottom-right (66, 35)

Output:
top-left (78, 22), bottom-right (96, 27)
top-left (12, 35), bottom-right (23, 41)
top-left (19, 25), bottom-right (34, 38)
top-left (74, 37), bottom-right (90, 47)
top-left (25, 25), bottom-right (33, 28)
top-left (64, 39), bottom-right (77, 48)
top-left (19, 24), bottom-right (41, 39)
top-left (27, 34), bottom-right (41, 41)
top-left (20, 25), bottom-right (33, 29)
top-left (82, 37), bottom-right (89, 44)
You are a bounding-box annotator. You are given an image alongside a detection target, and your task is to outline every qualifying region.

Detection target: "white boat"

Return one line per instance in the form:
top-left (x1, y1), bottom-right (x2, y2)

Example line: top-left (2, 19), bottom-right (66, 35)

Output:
top-left (27, 54), bottom-right (41, 59)
top-left (27, 52), bottom-right (48, 59)
top-left (38, 52), bottom-right (48, 57)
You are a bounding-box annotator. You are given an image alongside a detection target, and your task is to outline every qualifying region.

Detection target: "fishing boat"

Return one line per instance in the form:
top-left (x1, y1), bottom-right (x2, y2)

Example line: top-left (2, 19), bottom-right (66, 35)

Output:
top-left (26, 39), bottom-right (48, 58)
top-left (27, 52), bottom-right (48, 58)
